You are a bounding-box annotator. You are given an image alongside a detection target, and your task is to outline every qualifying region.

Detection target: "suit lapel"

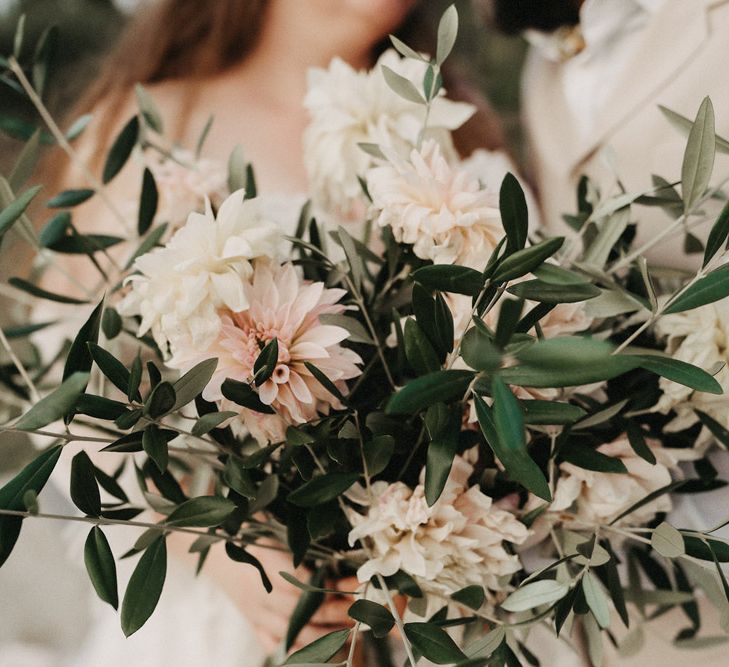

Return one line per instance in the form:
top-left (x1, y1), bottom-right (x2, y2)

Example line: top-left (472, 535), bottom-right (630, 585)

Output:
top-left (570, 0), bottom-right (720, 174)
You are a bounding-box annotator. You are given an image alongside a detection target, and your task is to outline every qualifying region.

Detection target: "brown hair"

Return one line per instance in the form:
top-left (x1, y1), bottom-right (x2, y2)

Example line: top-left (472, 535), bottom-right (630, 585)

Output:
top-left (61, 0), bottom-right (502, 173)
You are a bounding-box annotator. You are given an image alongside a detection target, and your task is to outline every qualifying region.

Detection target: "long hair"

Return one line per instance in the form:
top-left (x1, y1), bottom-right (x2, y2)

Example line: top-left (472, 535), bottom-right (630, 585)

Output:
top-left (63, 0), bottom-right (503, 171)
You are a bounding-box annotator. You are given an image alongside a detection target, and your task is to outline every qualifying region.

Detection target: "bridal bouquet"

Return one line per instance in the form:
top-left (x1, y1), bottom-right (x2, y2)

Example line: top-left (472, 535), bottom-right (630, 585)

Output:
top-left (2, 7), bottom-right (729, 665)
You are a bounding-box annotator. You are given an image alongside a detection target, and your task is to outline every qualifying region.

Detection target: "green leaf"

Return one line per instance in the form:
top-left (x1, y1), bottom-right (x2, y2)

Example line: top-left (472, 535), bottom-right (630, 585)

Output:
top-left (192, 411), bottom-right (236, 437)
top-left (660, 104), bottom-right (729, 154)
top-left (135, 84), bottom-right (163, 133)
top-left (704, 199), bottom-right (729, 268)
top-left (0, 184), bottom-right (42, 240)
top-left (120, 536), bottom-right (167, 637)
top-left (138, 167), bottom-right (158, 235)
top-left (15, 372), bottom-right (89, 430)
top-left (103, 115), bottom-right (139, 184)
top-left (560, 443), bottom-right (628, 474)
top-left (223, 459), bottom-right (256, 499)
top-left (424, 404), bottom-right (460, 506)
top-left (287, 472), bottom-right (360, 508)
top-left (500, 172), bottom-right (528, 253)
top-left (144, 381), bottom-right (176, 419)
top-left (62, 299), bottom-right (103, 386)
top-left (0, 445), bottom-right (62, 568)
top-left (501, 579), bottom-right (569, 612)
top-left (172, 358), bottom-right (217, 410)
top-left (520, 400), bottom-right (586, 425)
top-left (221, 378), bottom-right (275, 414)
top-left (9, 130), bottom-right (42, 190)
top-left (128, 353), bottom-right (142, 404)
top-left (303, 362), bottom-right (346, 404)
top-left (70, 451), bottom-right (101, 516)
top-left (651, 522), bottom-right (685, 558)
top-left (38, 211), bottom-right (70, 247)
top-left (8, 276), bottom-right (88, 305)
top-left (88, 343), bottom-right (134, 398)
top-left (404, 622), bottom-right (467, 664)
top-left (65, 114), bottom-right (93, 141)
top-left (227, 144), bottom-right (246, 192)
top-left (337, 225), bottom-right (365, 293)
top-left (413, 264), bottom-right (484, 297)
top-left (253, 337), bottom-right (279, 386)
top-left (404, 318), bottom-right (440, 376)
top-left (84, 527), bottom-right (118, 609)
top-left (481, 380), bottom-right (551, 501)
top-left (47, 233), bottom-right (124, 255)
top-left (696, 410), bottom-right (729, 448)
top-left (451, 585), bottom-right (485, 610)
top-left (101, 307), bottom-right (122, 340)
top-left (389, 34), bottom-right (427, 61)
top-left (629, 354), bottom-right (722, 394)
top-left (165, 496), bottom-right (236, 527)
top-left (507, 279), bottom-right (600, 304)
top-left (501, 337), bottom-right (638, 387)
top-left (491, 237), bottom-right (565, 283)
top-left (32, 25), bottom-right (58, 97)
top-left (664, 264), bottom-right (729, 314)
top-left (583, 571), bottom-right (610, 628)
top-left (319, 314), bottom-right (373, 345)
top-left (436, 4), bottom-right (459, 65)
top-left (224, 542), bottom-right (272, 592)
top-left (681, 97), bottom-right (716, 211)
top-left (626, 421), bottom-right (656, 464)
top-left (143, 425), bottom-right (169, 474)
top-left (381, 64), bottom-right (424, 104)
top-left (461, 324), bottom-right (501, 372)
top-left (348, 600), bottom-right (395, 638)
top-left (285, 628), bottom-right (350, 665)
top-left (386, 370), bottom-right (474, 414)
top-left (46, 188), bottom-right (95, 208)
top-left (364, 435), bottom-right (395, 477)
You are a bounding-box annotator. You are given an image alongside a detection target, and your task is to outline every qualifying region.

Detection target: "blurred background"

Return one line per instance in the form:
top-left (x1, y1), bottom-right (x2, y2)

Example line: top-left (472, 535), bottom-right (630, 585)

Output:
top-left (0, 1), bottom-right (527, 663)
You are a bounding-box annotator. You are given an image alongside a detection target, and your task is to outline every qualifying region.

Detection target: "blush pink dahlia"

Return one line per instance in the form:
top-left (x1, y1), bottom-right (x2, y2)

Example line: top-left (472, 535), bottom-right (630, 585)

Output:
top-left (170, 261), bottom-right (362, 443)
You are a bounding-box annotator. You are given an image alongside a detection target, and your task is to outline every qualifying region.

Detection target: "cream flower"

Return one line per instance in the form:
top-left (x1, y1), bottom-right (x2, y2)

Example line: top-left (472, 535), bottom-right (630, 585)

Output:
top-left (367, 139), bottom-right (504, 269)
top-left (304, 49), bottom-right (474, 220)
top-left (551, 437), bottom-right (688, 526)
top-left (347, 457), bottom-right (528, 597)
top-left (145, 149), bottom-right (228, 233)
top-left (654, 299), bottom-right (729, 435)
top-left (168, 261), bottom-right (362, 444)
top-left (118, 190), bottom-right (282, 354)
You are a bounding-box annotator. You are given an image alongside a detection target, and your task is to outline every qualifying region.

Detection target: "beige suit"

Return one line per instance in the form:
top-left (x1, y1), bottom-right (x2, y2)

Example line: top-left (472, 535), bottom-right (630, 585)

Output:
top-left (523, 0), bottom-right (729, 272)
top-left (523, 2), bottom-right (729, 664)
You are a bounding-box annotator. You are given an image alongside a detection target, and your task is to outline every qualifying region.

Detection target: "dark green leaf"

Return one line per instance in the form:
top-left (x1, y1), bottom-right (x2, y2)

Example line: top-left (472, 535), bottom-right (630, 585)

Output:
top-left (404, 622), bottom-right (467, 664)
top-left (507, 279), bottom-right (600, 304)
top-left (15, 372), bottom-right (89, 430)
top-left (491, 237), bottom-right (565, 283)
top-left (626, 421), bottom-right (656, 464)
top-left (451, 585), bottom-right (486, 610)
top-left (32, 25), bottom-right (58, 97)
top-left (165, 496), bottom-right (236, 527)
top-left (225, 542), bottom-right (272, 592)
top-left (461, 323), bottom-right (501, 371)
top-left (704, 199), bottom-right (729, 267)
top-left (475, 387), bottom-right (551, 501)
top-left (0, 184), bottom-right (42, 240)
top-left (629, 354), bottom-right (723, 394)
top-left (62, 299), bottom-right (103, 385)
top-left (285, 628), bottom-right (350, 665)
top-left (221, 378), bottom-right (275, 414)
top-left (128, 353), bottom-right (142, 403)
top-left (348, 600), bottom-right (395, 638)
top-left (386, 370), bottom-right (474, 414)
top-left (520, 400), bottom-right (586, 425)
top-left (696, 410), bottom-right (729, 448)
top-left (103, 116), bottom-right (139, 184)
top-left (48, 234), bottom-right (124, 255)
top-left (303, 362), bottom-right (346, 403)
top-left (500, 173), bottom-right (528, 253)
top-left (404, 318), bottom-right (440, 375)
top-left (138, 167), bottom-right (158, 235)
top-left (144, 381), bottom-right (176, 418)
top-left (223, 459), bottom-right (256, 499)
top-left (143, 424), bottom-right (169, 474)
top-left (560, 443), bottom-right (628, 473)
top-left (413, 265), bottom-right (484, 297)
top-left (135, 84), bottom-right (163, 133)
top-left (101, 307), bottom-right (122, 340)
top-left (46, 188), bottom-right (95, 208)
top-left (76, 394), bottom-right (128, 420)
top-left (192, 411), bottom-right (236, 437)
top-left (364, 435), bottom-right (395, 477)
top-left (172, 358), bottom-right (217, 410)
top-left (38, 211), bottom-right (70, 247)
top-left (120, 536), bottom-right (167, 636)
top-left (70, 451), bottom-right (101, 516)
top-left (424, 405), bottom-right (460, 506)
top-left (253, 338), bottom-right (279, 386)
top-left (664, 264), bottom-right (729, 314)
top-left (287, 472), bottom-right (359, 508)
top-left (84, 527), bottom-right (118, 609)
top-left (8, 276), bottom-right (89, 305)
top-left (88, 343), bottom-right (134, 398)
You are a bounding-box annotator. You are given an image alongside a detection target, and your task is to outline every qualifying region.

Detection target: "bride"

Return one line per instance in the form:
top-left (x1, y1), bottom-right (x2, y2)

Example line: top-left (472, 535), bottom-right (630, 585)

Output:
top-left (21, 1), bottom-right (527, 665)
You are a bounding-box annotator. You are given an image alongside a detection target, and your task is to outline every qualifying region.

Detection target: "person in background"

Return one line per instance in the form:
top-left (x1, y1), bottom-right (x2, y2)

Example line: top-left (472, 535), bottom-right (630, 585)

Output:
top-left (493, 0), bottom-right (729, 272)
top-left (487, 0), bottom-right (729, 664)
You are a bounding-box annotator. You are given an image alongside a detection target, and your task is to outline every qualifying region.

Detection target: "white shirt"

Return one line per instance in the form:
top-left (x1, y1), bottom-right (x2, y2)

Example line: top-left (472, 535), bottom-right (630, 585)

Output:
top-left (527, 0), bottom-right (667, 142)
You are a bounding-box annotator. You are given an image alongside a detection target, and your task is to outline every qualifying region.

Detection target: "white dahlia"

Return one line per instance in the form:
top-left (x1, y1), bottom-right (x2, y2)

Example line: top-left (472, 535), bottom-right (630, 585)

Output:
top-left (118, 189), bottom-right (282, 354)
top-left (303, 49), bottom-right (474, 220)
top-left (347, 457), bottom-right (528, 598)
top-left (367, 139), bottom-right (504, 269)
